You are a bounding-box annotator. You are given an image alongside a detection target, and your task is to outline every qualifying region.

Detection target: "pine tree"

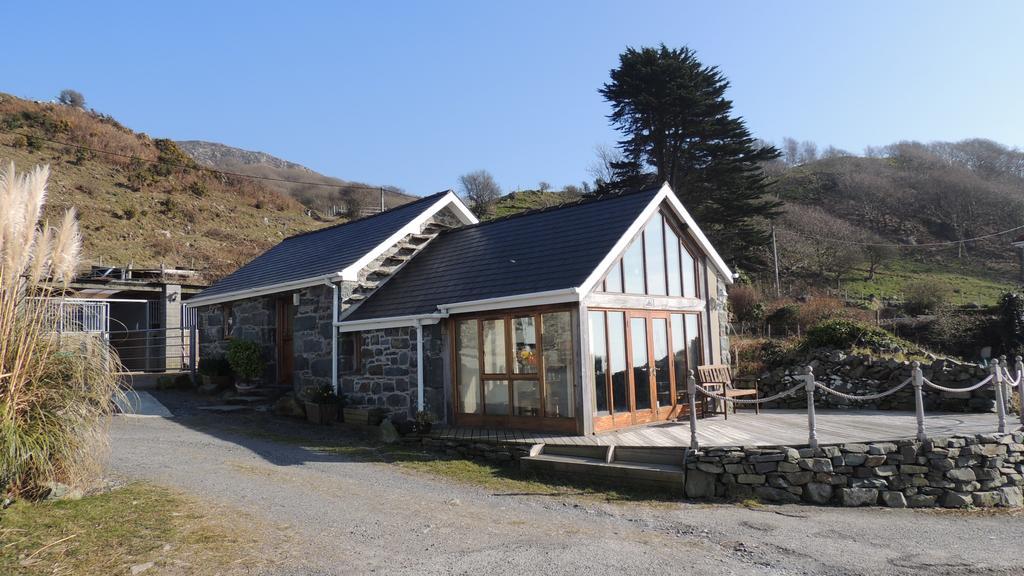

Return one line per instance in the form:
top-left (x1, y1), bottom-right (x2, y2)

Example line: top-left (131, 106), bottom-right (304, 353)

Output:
top-left (599, 45), bottom-right (781, 263)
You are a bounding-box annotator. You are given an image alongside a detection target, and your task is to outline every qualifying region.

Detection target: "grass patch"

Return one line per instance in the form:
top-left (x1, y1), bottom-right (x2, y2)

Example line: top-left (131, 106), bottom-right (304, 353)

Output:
top-left (0, 483), bottom-right (271, 575)
top-left (841, 259), bottom-right (1015, 307)
top-left (198, 412), bottom-right (680, 504)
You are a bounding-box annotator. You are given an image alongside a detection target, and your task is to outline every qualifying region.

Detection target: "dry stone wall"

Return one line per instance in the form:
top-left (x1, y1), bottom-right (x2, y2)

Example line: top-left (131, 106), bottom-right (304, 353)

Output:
top-left (684, 432), bottom-right (1024, 508)
top-left (759, 351), bottom-right (996, 412)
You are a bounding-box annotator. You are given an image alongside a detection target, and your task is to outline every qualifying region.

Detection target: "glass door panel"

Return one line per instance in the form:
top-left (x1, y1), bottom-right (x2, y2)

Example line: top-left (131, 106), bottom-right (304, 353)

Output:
top-left (542, 311), bottom-right (575, 418)
top-left (671, 314), bottom-right (687, 391)
top-left (652, 317), bottom-right (671, 409)
top-left (482, 319), bottom-right (506, 373)
top-left (630, 317), bottom-right (651, 410)
top-left (608, 312), bottom-right (629, 413)
top-left (484, 380), bottom-right (509, 415)
top-left (589, 311), bottom-right (609, 413)
top-left (512, 316), bottom-right (538, 374)
top-left (456, 320), bottom-right (481, 414)
top-left (512, 380), bottom-right (540, 416)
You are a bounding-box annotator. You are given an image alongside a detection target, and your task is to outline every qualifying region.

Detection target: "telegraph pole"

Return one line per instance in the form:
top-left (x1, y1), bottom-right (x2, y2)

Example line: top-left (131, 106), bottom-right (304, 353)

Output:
top-left (380, 187), bottom-right (385, 213)
top-left (771, 225), bottom-right (781, 297)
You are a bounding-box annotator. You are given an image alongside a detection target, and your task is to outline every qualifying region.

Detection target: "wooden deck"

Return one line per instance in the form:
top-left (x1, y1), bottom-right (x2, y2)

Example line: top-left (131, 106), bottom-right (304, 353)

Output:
top-left (430, 409), bottom-right (1007, 448)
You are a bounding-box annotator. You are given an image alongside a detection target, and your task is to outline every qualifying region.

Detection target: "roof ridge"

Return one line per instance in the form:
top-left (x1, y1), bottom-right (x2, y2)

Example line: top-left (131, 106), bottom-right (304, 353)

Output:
top-left (441, 184), bottom-right (662, 234)
top-left (283, 190), bottom-right (452, 241)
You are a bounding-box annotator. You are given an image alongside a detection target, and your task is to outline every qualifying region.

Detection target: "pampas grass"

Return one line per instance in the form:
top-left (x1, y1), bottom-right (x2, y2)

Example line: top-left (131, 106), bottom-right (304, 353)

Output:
top-left (0, 160), bottom-right (123, 498)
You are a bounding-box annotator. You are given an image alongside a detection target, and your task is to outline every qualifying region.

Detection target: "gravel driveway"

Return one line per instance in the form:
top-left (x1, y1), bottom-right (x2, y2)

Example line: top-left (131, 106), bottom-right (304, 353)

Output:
top-left (108, 396), bottom-right (1023, 576)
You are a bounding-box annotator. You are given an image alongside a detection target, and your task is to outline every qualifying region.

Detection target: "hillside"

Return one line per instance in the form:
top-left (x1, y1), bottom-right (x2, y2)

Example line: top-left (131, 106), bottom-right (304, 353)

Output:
top-left (176, 140), bottom-right (414, 215)
top-left (765, 141), bottom-right (1024, 304)
top-left (0, 93), bottom-right (325, 280)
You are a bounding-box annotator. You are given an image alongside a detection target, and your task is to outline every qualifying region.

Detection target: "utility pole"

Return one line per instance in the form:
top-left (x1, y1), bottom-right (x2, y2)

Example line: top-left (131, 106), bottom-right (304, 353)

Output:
top-left (380, 187), bottom-right (385, 213)
top-left (771, 225), bottom-right (781, 298)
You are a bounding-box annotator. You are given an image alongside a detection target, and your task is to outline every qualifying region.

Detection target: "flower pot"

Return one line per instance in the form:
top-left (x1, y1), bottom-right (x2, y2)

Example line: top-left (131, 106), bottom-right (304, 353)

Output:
top-left (305, 401), bottom-right (338, 425)
top-left (235, 379), bottom-right (259, 393)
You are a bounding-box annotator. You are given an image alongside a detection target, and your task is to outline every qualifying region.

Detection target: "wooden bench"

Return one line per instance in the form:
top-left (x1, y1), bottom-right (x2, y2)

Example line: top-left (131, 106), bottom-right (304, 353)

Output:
top-left (696, 365), bottom-right (759, 420)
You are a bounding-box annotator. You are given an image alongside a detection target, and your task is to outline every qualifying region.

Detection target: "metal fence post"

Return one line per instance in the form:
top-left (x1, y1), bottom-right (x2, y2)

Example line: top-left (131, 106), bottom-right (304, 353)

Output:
top-left (687, 370), bottom-right (699, 451)
top-left (993, 358), bottom-right (1006, 434)
top-left (912, 361), bottom-right (926, 442)
top-left (1017, 355), bottom-right (1024, 429)
top-left (803, 366), bottom-right (818, 449)
top-left (190, 326), bottom-right (199, 385)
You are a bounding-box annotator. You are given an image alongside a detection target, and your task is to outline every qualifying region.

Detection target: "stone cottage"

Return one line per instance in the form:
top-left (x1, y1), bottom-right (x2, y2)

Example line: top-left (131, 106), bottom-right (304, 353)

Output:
top-left (187, 183), bottom-right (734, 435)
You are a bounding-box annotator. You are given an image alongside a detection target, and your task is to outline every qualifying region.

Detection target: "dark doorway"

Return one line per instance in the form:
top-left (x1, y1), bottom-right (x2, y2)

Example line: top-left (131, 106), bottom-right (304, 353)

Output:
top-left (276, 297), bottom-right (294, 386)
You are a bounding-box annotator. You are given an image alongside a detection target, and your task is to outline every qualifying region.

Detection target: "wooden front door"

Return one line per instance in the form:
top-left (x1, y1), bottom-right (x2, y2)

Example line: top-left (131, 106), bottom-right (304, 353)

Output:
top-left (276, 298), bottom-right (294, 386)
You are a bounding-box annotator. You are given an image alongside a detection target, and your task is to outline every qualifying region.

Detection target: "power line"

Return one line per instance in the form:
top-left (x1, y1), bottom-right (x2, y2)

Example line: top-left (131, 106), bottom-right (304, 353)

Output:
top-left (0, 129), bottom-right (400, 194)
top-left (776, 224), bottom-right (1024, 248)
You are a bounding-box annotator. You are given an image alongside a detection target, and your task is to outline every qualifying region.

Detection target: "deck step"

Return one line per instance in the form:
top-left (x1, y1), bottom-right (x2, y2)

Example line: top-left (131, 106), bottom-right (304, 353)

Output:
top-left (521, 453), bottom-right (684, 490)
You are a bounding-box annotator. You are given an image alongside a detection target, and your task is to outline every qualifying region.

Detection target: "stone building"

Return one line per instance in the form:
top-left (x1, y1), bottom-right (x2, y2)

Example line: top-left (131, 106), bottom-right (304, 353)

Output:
top-left (187, 184), bottom-right (734, 434)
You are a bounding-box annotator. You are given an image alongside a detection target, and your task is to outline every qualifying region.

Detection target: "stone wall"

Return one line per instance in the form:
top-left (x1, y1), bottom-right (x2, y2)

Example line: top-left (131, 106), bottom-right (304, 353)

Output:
top-left (760, 351), bottom-right (995, 412)
top-left (196, 296), bottom-right (277, 384)
top-left (683, 432), bottom-right (1024, 508)
top-left (292, 284), bottom-right (336, 393)
top-left (341, 323), bottom-right (446, 422)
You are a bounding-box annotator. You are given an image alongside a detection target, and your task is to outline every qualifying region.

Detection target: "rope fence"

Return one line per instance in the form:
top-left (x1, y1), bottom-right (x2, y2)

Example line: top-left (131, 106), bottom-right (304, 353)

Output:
top-left (684, 355), bottom-right (1024, 450)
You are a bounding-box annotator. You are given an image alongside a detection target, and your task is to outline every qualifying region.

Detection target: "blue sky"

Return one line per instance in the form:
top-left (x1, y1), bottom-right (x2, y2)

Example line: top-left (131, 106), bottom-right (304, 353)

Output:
top-left (8, 1), bottom-right (1023, 195)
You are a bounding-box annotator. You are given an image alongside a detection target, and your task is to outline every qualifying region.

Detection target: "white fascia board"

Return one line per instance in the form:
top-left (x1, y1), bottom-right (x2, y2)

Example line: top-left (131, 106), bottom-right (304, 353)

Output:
top-left (186, 273), bottom-right (342, 307)
top-left (576, 183), bottom-right (734, 297)
top-left (338, 191), bottom-right (478, 282)
top-left (437, 287), bottom-right (580, 315)
top-left (660, 184), bottom-right (734, 284)
top-left (338, 314), bottom-right (444, 332)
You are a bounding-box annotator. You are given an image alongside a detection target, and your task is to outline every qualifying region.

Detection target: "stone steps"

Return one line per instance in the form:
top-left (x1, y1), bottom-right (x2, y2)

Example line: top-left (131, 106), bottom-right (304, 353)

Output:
top-left (520, 444), bottom-right (685, 490)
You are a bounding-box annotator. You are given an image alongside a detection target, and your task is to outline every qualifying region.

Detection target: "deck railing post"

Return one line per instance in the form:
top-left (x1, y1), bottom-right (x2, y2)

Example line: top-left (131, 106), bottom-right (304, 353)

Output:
top-left (687, 370), bottom-right (699, 451)
top-left (912, 361), bottom-right (926, 442)
top-left (993, 358), bottom-right (1006, 434)
top-left (803, 365), bottom-right (818, 449)
top-left (1017, 356), bottom-right (1024, 429)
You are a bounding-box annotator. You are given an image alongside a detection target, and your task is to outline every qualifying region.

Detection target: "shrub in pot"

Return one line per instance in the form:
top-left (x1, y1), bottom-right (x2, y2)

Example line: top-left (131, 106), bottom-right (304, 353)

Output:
top-left (198, 355), bottom-right (233, 391)
top-left (303, 385), bottom-right (341, 425)
top-left (226, 339), bottom-right (263, 392)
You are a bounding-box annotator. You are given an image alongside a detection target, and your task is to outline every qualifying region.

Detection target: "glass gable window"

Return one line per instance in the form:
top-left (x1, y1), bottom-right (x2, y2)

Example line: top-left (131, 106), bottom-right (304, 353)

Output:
top-left (622, 239), bottom-right (645, 294)
top-left (454, 310), bottom-right (576, 422)
top-left (643, 214), bottom-right (667, 296)
top-left (598, 210), bottom-right (699, 299)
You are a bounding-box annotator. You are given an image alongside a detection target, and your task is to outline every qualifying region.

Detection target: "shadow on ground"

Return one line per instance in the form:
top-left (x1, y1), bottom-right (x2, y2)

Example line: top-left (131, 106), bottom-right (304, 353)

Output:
top-left (140, 389), bottom-right (677, 503)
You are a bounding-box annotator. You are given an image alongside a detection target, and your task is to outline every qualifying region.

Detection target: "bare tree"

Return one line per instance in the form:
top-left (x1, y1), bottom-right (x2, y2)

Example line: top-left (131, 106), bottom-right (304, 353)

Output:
top-left (821, 145), bottom-right (852, 159)
top-left (57, 89), bottom-right (85, 108)
top-left (782, 137), bottom-right (800, 166)
top-left (459, 170), bottom-right (502, 216)
top-left (588, 145), bottom-right (622, 186)
top-left (537, 181), bottom-right (552, 192)
top-left (798, 141), bottom-right (818, 164)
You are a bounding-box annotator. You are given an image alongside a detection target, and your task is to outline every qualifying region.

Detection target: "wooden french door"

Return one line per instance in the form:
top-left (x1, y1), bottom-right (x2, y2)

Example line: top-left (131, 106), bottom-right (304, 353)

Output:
top-left (592, 309), bottom-right (698, 433)
top-left (276, 297), bottom-right (294, 386)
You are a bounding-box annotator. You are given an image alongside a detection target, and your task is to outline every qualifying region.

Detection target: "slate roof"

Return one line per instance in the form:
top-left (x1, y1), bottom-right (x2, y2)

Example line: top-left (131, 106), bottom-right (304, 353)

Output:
top-left (194, 191), bottom-right (451, 302)
top-left (345, 186), bottom-right (661, 321)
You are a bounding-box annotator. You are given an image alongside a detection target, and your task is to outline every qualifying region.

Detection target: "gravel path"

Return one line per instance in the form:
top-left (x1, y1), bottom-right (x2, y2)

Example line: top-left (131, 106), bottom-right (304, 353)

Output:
top-left (108, 399), bottom-right (1023, 575)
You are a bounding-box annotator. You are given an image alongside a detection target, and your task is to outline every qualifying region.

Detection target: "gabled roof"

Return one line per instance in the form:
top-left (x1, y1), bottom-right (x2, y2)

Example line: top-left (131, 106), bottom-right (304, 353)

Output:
top-left (343, 183), bottom-right (734, 326)
top-left (189, 190), bottom-right (476, 306)
top-left (339, 186), bottom-right (643, 323)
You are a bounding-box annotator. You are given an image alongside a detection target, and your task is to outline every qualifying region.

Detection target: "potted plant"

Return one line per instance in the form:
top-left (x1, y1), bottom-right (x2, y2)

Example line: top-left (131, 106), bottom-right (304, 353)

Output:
top-left (303, 385), bottom-right (341, 425)
top-left (198, 356), bottom-right (233, 391)
top-left (414, 410), bottom-right (436, 434)
top-left (226, 339), bottom-right (262, 392)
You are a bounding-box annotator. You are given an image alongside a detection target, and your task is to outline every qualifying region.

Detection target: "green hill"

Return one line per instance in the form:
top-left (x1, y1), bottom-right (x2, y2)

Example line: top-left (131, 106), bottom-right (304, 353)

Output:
top-left (0, 94), bottom-right (330, 280)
